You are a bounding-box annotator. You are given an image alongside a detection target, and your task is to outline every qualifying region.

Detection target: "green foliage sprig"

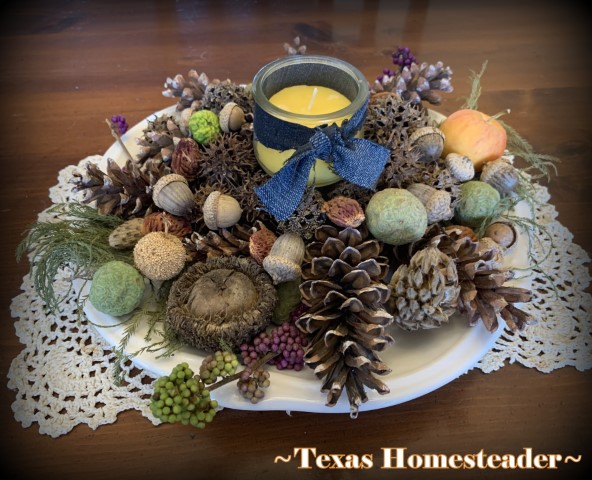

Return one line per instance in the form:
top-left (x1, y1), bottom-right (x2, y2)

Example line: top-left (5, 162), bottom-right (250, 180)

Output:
top-left (16, 203), bottom-right (132, 314)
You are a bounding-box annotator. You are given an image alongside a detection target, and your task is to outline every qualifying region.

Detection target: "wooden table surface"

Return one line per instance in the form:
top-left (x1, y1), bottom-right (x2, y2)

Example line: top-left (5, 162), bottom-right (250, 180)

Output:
top-left (1, 1), bottom-right (590, 479)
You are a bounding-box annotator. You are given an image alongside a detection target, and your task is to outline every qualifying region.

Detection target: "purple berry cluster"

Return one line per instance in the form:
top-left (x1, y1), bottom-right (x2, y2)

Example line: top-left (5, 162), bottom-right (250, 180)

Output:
top-left (110, 114), bottom-right (129, 135)
top-left (237, 368), bottom-right (270, 404)
top-left (392, 46), bottom-right (416, 69)
top-left (376, 67), bottom-right (396, 82)
top-left (240, 322), bottom-right (309, 371)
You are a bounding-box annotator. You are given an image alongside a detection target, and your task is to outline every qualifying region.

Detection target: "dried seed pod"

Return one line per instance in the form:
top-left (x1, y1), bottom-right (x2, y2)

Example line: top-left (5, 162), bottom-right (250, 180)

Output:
top-left (108, 218), bottom-right (145, 250)
top-left (407, 183), bottom-right (453, 224)
top-left (152, 173), bottom-right (196, 217)
top-left (322, 196), bottom-right (365, 228)
top-left (134, 231), bottom-right (186, 281)
top-left (249, 221), bottom-right (277, 264)
top-left (263, 232), bottom-right (305, 284)
top-left (445, 153), bottom-right (475, 182)
top-left (202, 191), bottom-right (242, 230)
top-left (484, 221), bottom-right (517, 250)
top-left (480, 158), bottom-right (521, 194)
top-left (218, 102), bottom-right (246, 133)
top-left (171, 137), bottom-right (202, 181)
top-left (142, 211), bottom-right (193, 239)
top-left (409, 126), bottom-right (445, 163)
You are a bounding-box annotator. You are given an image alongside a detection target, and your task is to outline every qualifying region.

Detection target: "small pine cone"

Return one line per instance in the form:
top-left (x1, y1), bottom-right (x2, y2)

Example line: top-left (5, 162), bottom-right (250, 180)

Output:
top-left (135, 114), bottom-right (184, 165)
top-left (162, 70), bottom-right (210, 111)
top-left (388, 246), bottom-right (460, 330)
top-left (201, 80), bottom-right (254, 114)
top-left (186, 224), bottom-right (252, 261)
top-left (372, 61), bottom-right (453, 105)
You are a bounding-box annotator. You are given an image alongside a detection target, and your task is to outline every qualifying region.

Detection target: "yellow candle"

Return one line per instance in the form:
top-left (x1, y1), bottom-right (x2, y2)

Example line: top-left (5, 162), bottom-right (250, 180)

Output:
top-left (254, 85), bottom-right (353, 186)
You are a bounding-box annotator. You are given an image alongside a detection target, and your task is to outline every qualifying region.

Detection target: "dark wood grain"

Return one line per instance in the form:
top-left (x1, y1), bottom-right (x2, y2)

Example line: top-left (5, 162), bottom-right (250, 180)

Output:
top-left (1, 1), bottom-right (590, 479)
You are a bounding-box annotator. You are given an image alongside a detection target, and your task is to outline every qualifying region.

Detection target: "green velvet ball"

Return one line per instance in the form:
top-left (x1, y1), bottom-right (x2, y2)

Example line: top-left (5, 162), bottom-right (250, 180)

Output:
top-left (455, 180), bottom-right (501, 228)
top-left (366, 188), bottom-right (428, 245)
top-left (89, 261), bottom-right (145, 316)
top-left (188, 110), bottom-right (221, 145)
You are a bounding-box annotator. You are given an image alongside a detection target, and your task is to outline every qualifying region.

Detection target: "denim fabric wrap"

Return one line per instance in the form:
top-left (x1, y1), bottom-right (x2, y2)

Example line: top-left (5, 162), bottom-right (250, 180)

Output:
top-left (254, 98), bottom-right (389, 220)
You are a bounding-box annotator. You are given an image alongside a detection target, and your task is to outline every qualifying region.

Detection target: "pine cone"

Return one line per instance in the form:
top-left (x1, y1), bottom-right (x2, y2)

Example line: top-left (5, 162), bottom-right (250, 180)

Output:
top-left (373, 61), bottom-right (453, 105)
top-left (135, 114), bottom-right (184, 166)
top-left (185, 224), bottom-right (252, 261)
top-left (429, 232), bottom-right (535, 332)
top-left (162, 70), bottom-right (210, 111)
top-left (201, 80), bottom-right (254, 114)
top-left (388, 246), bottom-right (460, 330)
top-left (296, 225), bottom-right (394, 417)
top-left (70, 158), bottom-right (168, 219)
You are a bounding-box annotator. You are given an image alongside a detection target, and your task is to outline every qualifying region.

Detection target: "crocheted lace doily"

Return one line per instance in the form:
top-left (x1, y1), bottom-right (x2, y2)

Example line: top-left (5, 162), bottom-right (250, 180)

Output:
top-left (8, 157), bottom-right (592, 437)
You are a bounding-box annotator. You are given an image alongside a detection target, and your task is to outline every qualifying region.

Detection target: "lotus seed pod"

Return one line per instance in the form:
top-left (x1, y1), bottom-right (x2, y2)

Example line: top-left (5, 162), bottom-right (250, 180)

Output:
top-left (365, 188), bottom-right (428, 245)
top-left (89, 261), bottom-right (145, 316)
top-left (188, 109), bottom-right (221, 145)
top-left (454, 181), bottom-right (500, 228)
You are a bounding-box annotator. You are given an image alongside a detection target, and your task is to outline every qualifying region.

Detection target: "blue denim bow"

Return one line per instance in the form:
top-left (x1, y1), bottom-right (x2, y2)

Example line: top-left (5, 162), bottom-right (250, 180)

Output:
top-left (255, 98), bottom-right (389, 221)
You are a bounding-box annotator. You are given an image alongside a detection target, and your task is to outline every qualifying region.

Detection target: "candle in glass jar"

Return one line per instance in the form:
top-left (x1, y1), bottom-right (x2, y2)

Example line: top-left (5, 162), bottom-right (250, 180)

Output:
top-left (254, 85), bottom-right (353, 186)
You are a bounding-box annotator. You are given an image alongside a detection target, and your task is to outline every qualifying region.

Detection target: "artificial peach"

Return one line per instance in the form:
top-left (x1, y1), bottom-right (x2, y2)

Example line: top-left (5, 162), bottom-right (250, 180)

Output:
top-left (440, 109), bottom-right (507, 171)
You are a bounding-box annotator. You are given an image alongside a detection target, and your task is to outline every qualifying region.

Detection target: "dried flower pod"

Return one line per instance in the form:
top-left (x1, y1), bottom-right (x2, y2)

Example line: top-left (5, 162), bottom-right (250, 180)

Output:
top-left (322, 196), bottom-right (365, 228)
top-left (445, 153), bottom-right (475, 182)
top-left (263, 232), bottom-right (305, 284)
top-left (480, 158), bottom-right (521, 194)
top-left (409, 126), bottom-right (445, 163)
top-left (171, 138), bottom-right (202, 180)
top-left (203, 191), bottom-right (242, 230)
top-left (142, 212), bottom-right (193, 239)
top-left (249, 221), bottom-right (277, 264)
top-left (108, 218), bottom-right (145, 250)
top-left (407, 183), bottom-right (453, 224)
top-left (218, 102), bottom-right (246, 133)
top-left (152, 173), bottom-right (196, 218)
top-left (484, 221), bottom-right (517, 250)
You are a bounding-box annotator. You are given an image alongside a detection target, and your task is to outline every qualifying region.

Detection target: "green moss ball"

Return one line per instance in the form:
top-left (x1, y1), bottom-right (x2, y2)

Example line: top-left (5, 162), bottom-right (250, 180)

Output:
top-left (366, 188), bottom-right (428, 245)
top-left (455, 180), bottom-right (501, 228)
top-left (188, 110), bottom-right (221, 145)
top-left (89, 261), bottom-right (145, 316)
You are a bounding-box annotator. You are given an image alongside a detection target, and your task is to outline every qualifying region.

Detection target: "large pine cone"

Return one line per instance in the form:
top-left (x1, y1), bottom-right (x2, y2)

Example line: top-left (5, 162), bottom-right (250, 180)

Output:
top-left (388, 246), bottom-right (460, 330)
top-left (429, 230), bottom-right (535, 332)
top-left (296, 225), bottom-right (394, 417)
top-left (71, 158), bottom-right (167, 219)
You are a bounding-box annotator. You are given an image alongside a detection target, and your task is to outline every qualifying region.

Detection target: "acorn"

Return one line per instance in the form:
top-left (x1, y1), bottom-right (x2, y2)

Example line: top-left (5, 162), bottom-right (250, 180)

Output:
top-left (484, 221), bottom-right (517, 250)
top-left (202, 191), bottom-right (242, 230)
top-left (262, 233), bottom-right (305, 284)
top-left (445, 153), bottom-right (475, 182)
top-left (219, 102), bottom-right (246, 133)
top-left (152, 174), bottom-right (196, 218)
top-left (409, 126), bottom-right (445, 163)
top-left (407, 183), bottom-right (453, 224)
top-left (480, 158), bottom-right (521, 194)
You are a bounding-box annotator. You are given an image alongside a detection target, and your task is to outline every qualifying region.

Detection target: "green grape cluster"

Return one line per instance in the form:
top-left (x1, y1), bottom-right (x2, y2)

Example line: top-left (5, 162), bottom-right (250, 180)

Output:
top-left (150, 362), bottom-right (218, 428)
top-left (237, 368), bottom-right (271, 404)
top-left (199, 350), bottom-right (239, 384)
